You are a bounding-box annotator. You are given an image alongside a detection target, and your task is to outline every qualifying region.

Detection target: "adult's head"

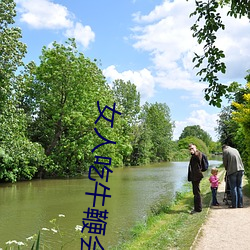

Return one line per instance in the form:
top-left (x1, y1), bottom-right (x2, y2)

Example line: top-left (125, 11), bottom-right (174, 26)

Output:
top-left (188, 143), bottom-right (197, 155)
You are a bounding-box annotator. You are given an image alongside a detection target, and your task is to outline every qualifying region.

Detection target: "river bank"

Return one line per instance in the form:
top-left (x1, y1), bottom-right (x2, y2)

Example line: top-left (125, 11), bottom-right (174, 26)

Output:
top-left (0, 161), bottom-right (191, 249)
top-left (193, 174), bottom-right (250, 250)
top-left (0, 161), bottom-right (222, 249)
top-left (111, 167), bottom-right (224, 250)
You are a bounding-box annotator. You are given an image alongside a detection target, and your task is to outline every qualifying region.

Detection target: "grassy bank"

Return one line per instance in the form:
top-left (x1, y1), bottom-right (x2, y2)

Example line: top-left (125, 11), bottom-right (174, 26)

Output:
top-left (110, 169), bottom-right (225, 250)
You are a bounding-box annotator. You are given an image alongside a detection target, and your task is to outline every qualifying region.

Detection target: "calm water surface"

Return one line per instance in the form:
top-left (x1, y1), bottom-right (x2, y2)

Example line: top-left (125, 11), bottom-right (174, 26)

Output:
top-left (0, 160), bottom-right (221, 249)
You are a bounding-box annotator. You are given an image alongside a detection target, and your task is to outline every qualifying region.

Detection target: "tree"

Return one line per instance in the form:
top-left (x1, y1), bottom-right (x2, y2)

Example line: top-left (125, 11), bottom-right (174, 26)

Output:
top-left (24, 39), bottom-right (129, 176)
top-left (111, 79), bottom-right (141, 165)
top-left (216, 106), bottom-right (240, 147)
top-left (214, 72), bottom-right (250, 176)
top-left (216, 72), bottom-right (250, 149)
top-left (190, 0), bottom-right (250, 107)
top-left (231, 79), bottom-right (250, 176)
top-left (209, 140), bottom-right (222, 155)
top-left (112, 79), bottom-right (140, 125)
top-left (129, 122), bottom-right (153, 165)
top-left (179, 125), bottom-right (212, 146)
top-left (0, 0), bottom-right (27, 109)
top-left (139, 102), bottom-right (174, 162)
top-left (0, 0), bottom-right (48, 182)
top-left (178, 136), bottom-right (209, 156)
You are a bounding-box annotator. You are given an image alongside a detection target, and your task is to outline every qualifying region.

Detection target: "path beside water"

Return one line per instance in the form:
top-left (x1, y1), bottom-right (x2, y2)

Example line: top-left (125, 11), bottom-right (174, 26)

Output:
top-left (192, 174), bottom-right (250, 250)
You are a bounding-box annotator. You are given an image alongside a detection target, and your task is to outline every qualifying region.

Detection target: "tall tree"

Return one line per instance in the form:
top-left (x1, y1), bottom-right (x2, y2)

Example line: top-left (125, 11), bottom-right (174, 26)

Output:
top-left (24, 39), bottom-right (129, 175)
top-left (178, 136), bottom-right (209, 156)
top-left (190, 0), bottom-right (250, 107)
top-left (112, 79), bottom-right (140, 165)
top-left (0, 0), bottom-right (27, 109)
top-left (216, 106), bottom-right (240, 147)
top-left (230, 75), bottom-right (250, 176)
top-left (0, 0), bottom-right (46, 182)
top-left (140, 102), bottom-right (174, 162)
top-left (179, 125), bottom-right (212, 146)
top-left (112, 79), bottom-right (140, 125)
top-left (216, 73), bottom-right (250, 149)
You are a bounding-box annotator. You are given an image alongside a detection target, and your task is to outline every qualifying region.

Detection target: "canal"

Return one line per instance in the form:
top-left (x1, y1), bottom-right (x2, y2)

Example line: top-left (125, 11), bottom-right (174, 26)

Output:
top-left (0, 159), bottom-right (222, 249)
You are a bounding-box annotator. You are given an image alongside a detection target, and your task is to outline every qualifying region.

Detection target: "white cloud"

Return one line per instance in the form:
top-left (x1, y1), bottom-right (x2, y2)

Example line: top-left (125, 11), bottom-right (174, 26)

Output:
top-left (214, 7), bottom-right (250, 81)
top-left (173, 110), bottom-right (219, 141)
top-left (131, 0), bottom-right (197, 78)
top-left (102, 1), bottom-right (210, 107)
top-left (132, 1), bottom-right (176, 23)
top-left (16, 0), bottom-right (95, 49)
top-left (130, 0), bottom-right (250, 96)
top-left (129, 0), bottom-right (206, 104)
top-left (16, 0), bottom-right (73, 29)
top-left (65, 22), bottom-right (95, 48)
top-left (103, 65), bottom-right (155, 103)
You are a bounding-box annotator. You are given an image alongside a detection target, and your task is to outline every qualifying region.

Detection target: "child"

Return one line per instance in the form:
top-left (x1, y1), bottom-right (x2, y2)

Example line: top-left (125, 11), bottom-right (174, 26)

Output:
top-left (209, 168), bottom-right (220, 206)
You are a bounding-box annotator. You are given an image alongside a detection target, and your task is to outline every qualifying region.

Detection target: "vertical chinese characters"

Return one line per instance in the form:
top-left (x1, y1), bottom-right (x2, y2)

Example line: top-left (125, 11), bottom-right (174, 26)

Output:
top-left (81, 101), bottom-right (121, 250)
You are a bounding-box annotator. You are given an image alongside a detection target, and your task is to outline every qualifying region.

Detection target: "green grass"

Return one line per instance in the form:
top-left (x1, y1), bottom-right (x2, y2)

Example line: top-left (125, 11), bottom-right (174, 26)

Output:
top-left (110, 170), bottom-right (225, 250)
top-left (243, 177), bottom-right (250, 197)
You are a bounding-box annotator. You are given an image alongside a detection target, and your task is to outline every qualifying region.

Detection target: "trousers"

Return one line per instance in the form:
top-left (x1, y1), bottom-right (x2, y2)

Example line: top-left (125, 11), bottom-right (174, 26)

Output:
top-left (228, 170), bottom-right (244, 208)
top-left (192, 180), bottom-right (202, 212)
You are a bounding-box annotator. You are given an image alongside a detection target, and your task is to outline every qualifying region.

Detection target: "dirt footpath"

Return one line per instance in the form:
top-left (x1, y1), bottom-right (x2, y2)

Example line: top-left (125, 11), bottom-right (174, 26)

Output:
top-left (192, 175), bottom-right (250, 250)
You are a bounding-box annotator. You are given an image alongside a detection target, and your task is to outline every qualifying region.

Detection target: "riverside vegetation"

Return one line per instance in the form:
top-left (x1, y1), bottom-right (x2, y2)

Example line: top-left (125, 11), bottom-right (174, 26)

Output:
top-left (1, 0), bottom-right (250, 249)
top-left (110, 167), bottom-right (225, 250)
top-left (1, 214), bottom-right (84, 249)
top-left (114, 169), bottom-right (250, 250)
top-left (1, 166), bottom-right (223, 250)
top-left (2, 0), bottom-right (250, 186)
top-left (1, 1), bottom-right (219, 184)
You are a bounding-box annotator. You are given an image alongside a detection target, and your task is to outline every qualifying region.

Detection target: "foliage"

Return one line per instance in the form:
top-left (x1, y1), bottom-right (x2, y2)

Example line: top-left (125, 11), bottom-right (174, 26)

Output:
top-left (0, 0), bottom-right (27, 109)
top-left (0, 0), bottom-right (176, 180)
top-left (209, 141), bottom-right (222, 154)
top-left (31, 231), bottom-right (40, 250)
top-left (0, 0), bottom-right (220, 183)
top-left (215, 72), bottom-right (250, 176)
top-left (139, 102), bottom-right (174, 163)
top-left (216, 106), bottom-right (240, 147)
top-left (112, 79), bottom-right (140, 165)
top-left (171, 148), bottom-right (190, 161)
top-left (178, 136), bottom-right (209, 156)
top-left (0, 0), bottom-right (48, 182)
top-left (179, 125), bottom-right (212, 146)
top-left (112, 79), bottom-right (140, 126)
top-left (111, 175), bottom-right (214, 250)
top-left (231, 81), bottom-right (250, 176)
top-left (129, 122), bottom-right (153, 165)
top-left (3, 214), bottom-right (83, 249)
top-left (22, 39), bottom-right (131, 176)
top-left (189, 0), bottom-right (250, 107)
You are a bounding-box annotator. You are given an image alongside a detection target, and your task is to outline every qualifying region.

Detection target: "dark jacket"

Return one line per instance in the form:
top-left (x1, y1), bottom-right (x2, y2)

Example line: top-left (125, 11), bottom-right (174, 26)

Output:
top-left (188, 150), bottom-right (204, 182)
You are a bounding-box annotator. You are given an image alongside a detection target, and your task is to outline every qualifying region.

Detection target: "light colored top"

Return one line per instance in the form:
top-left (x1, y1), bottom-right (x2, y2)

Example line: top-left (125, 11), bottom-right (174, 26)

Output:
top-left (209, 175), bottom-right (219, 188)
top-left (222, 146), bottom-right (244, 176)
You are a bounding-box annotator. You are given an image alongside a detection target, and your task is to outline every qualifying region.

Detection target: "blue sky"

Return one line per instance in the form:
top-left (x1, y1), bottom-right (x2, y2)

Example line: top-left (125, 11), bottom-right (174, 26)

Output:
top-left (14, 0), bottom-right (250, 141)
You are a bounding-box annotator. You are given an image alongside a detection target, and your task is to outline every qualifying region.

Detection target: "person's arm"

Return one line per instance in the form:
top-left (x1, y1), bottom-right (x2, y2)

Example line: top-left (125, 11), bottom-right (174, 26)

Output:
top-left (209, 176), bottom-right (212, 183)
top-left (210, 175), bottom-right (217, 185)
top-left (222, 152), bottom-right (228, 171)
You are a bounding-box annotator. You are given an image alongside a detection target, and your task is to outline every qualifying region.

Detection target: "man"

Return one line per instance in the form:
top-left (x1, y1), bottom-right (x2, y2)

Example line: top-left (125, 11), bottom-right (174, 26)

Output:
top-left (188, 143), bottom-right (204, 214)
top-left (222, 144), bottom-right (244, 208)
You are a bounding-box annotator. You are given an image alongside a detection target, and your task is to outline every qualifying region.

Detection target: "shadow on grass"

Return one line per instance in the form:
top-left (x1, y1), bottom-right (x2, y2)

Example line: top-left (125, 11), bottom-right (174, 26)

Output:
top-left (149, 189), bottom-right (212, 216)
